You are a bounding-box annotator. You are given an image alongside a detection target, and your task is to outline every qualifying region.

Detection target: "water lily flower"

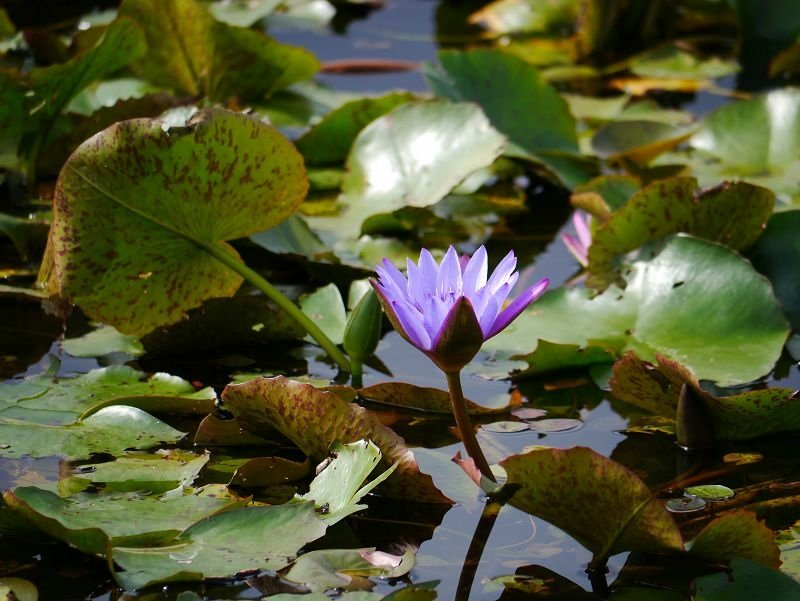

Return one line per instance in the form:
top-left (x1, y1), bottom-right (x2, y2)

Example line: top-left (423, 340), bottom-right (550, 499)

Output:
top-left (371, 246), bottom-right (548, 373)
top-left (561, 211), bottom-right (592, 267)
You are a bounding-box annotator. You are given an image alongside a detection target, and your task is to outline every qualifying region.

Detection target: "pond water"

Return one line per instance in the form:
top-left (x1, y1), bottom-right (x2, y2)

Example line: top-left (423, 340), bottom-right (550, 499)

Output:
top-left (3, 1), bottom-right (800, 600)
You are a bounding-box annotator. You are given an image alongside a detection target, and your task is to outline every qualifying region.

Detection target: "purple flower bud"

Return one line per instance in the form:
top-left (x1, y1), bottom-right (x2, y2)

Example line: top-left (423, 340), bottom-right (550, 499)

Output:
top-left (372, 246), bottom-right (549, 373)
top-left (561, 211), bottom-right (592, 267)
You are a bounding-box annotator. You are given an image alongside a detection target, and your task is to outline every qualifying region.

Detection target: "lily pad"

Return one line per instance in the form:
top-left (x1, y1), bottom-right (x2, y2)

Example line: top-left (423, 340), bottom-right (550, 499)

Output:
top-left (491, 235), bottom-right (789, 386)
top-left (111, 502), bottom-right (327, 590)
top-left (52, 107), bottom-right (308, 336)
top-left (306, 101), bottom-right (507, 240)
top-left (0, 365), bottom-right (215, 425)
top-left (689, 510), bottom-right (780, 568)
top-left (749, 210), bottom-right (800, 331)
top-left (3, 484), bottom-right (245, 555)
top-left (0, 406), bottom-right (186, 459)
top-left (220, 376), bottom-right (450, 503)
top-left (685, 485), bottom-right (735, 502)
top-left (118, 0), bottom-right (318, 101)
top-left (359, 382), bottom-right (505, 414)
top-left (591, 121), bottom-right (695, 165)
top-left (0, 578), bottom-right (37, 601)
top-left (695, 557), bottom-right (800, 600)
top-left (630, 46), bottom-right (739, 81)
top-left (501, 446), bottom-right (683, 563)
top-left (300, 284), bottom-right (347, 346)
top-left (62, 324), bottom-right (144, 357)
top-left (587, 178), bottom-right (774, 285)
top-left (424, 49), bottom-right (591, 188)
top-left (481, 421), bottom-right (530, 433)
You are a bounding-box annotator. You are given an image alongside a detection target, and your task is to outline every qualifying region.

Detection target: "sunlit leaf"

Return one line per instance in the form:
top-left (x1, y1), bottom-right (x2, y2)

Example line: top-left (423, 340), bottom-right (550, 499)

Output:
top-left (52, 108), bottom-right (308, 336)
top-left (62, 324), bottom-right (144, 358)
top-left (491, 235), bottom-right (788, 386)
top-left (689, 510), bottom-right (780, 568)
top-left (300, 284), bottom-right (347, 345)
top-left (630, 46), bottom-right (739, 81)
top-left (118, 0), bottom-right (318, 101)
top-left (501, 446), bottom-right (683, 562)
top-left (468, 0), bottom-right (579, 36)
top-left (305, 101), bottom-right (506, 240)
top-left (220, 376), bottom-right (450, 503)
top-left (111, 502), bottom-right (326, 590)
top-left (0, 578), bottom-right (37, 601)
top-left (3, 484), bottom-right (244, 555)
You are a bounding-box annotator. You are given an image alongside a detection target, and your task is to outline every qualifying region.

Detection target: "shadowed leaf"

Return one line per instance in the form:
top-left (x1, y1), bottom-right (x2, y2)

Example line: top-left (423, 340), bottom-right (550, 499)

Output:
top-left (689, 510), bottom-right (780, 568)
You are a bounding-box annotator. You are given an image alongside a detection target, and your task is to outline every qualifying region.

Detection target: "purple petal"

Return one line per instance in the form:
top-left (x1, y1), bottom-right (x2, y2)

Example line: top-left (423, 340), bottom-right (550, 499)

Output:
top-left (574, 212), bottom-right (592, 249)
top-left (422, 293), bottom-right (450, 342)
top-left (418, 248), bottom-right (439, 286)
top-left (561, 233), bottom-right (588, 266)
top-left (392, 300), bottom-right (432, 350)
top-left (477, 293), bottom-right (499, 337)
top-left (462, 246), bottom-right (487, 296)
top-left (436, 246), bottom-right (462, 298)
top-left (376, 259), bottom-right (408, 299)
top-left (406, 259), bottom-right (427, 308)
top-left (487, 278), bottom-right (549, 338)
top-left (485, 250), bottom-right (517, 294)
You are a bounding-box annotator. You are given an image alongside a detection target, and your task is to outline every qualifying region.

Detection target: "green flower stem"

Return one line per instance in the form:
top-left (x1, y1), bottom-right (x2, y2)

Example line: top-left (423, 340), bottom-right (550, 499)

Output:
top-left (198, 239), bottom-right (352, 373)
top-left (445, 370), bottom-right (496, 483)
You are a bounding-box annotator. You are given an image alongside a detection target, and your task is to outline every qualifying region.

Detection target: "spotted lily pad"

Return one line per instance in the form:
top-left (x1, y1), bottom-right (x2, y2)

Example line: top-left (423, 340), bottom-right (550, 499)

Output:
top-left (689, 510), bottom-right (780, 568)
top-left (110, 502), bottom-right (326, 590)
top-left (52, 108), bottom-right (308, 336)
top-left (490, 235), bottom-right (789, 386)
top-left (220, 376), bottom-right (450, 503)
top-left (501, 446), bottom-right (683, 564)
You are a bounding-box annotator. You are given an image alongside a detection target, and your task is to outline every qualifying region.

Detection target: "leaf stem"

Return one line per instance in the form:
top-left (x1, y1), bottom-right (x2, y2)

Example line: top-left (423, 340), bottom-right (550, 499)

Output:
top-left (197, 239), bottom-right (351, 373)
top-left (445, 370), bottom-right (495, 483)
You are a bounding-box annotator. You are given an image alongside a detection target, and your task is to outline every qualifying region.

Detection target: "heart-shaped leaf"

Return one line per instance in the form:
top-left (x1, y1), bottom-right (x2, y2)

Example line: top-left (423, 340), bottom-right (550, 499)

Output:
top-left (220, 376), bottom-right (450, 503)
top-left (501, 446), bottom-right (683, 563)
top-left (52, 107), bottom-right (308, 336)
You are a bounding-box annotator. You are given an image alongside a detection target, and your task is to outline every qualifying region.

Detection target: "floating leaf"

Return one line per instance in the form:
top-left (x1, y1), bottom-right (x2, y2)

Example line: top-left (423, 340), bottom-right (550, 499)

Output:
top-left (0, 365), bottom-right (215, 425)
top-left (587, 178), bottom-right (774, 285)
top-left (630, 46), bottom-right (739, 81)
top-left (229, 456), bottom-right (309, 488)
top-left (359, 382), bottom-right (505, 415)
top-left (299, 440), bottom-right (396, 525)
top-left (468, 0), bottom-right (580, 35)
top-left (3, 484), bottom-right (245, 555)
top-left (62, 324), bottom-right (144, 357)
top-left (0, 406), bottom-right (186, 459)
top-left (425, 49), bottom-right (592, 187)
top-left (300, 284), bottom-right (347, 346)
top-left (0, 578), bottom-right (37, 601)
top-left (749, 210), bottom-right (800, 331)
top-left (481, 421), bottom-right (529, 433)
top-left (492, 235), bottom-right (788, 386)
top-left (528, 418), bottom-right (584, 433)
top-left (695, 558), bottom-right (800, 600)
top-left (591, 121), bottom-right (695, 165)
top-left (295, 92), bottom-right (416, 165)
top-left (665, 496), bottom-right (706, 513)
top-left (111, 502), bottom-right (326, 590)
top-left (501, 446), bottom-right (683, 563)
top-left (306, 101), bottom-right (506, 240)
top-left (220, 377), bottom-right (450, 503)
top-left (689, 510), bottom-right (780, 568)
top-left (685, 485), bottom-right (735, 502)
top-left (118, 0), bottom-right (318, 101)
top-left (52, 107), bottom-right (308, 336)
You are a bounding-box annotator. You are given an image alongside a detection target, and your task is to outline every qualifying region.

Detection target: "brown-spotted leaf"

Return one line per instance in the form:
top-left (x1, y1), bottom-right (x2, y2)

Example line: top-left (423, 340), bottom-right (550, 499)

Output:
top-left (609, 352), bottom-right (682, 415)
top-left (52, 107), bottom-right (308, 336)
top-left (220, 376), bottom-right (450, 504)
top-left (501, 446), bottom-right (683, 562)
top-left (689, 510), bottom-right (780, 568)
top-left (359, 382), bottom-right (506, 415)
top-left (587, 178), bottom-right (774, 286)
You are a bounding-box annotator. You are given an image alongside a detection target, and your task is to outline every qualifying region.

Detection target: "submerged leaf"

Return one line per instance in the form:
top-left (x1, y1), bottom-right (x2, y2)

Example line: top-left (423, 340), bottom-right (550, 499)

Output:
top-left (52, 108), bottom-right (308, 336)
top-left (221, 377), bottom-right (450, 503)
top-left (501, 446), bottom-right (683, 561)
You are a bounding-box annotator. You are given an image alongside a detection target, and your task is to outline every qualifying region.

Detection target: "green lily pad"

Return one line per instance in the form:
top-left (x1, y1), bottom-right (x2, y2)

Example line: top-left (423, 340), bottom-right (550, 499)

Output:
top-left (295, 92), bottom-right (416, 166)
top-left (298, 440), bottom-right (396, 525)
top-left (110, 502), bottom-right (326, 590)
top-left (282, 546), bottom-right (414, 592)
top-left (689, 510), bottom-right (780, 568)
top-left (424, 49), bottom-right (591, 188)
top-left (62, 449), bottom-right (210, 494)
top-left (685, 485), bottom-right (735, 502)
top-left (62, 324), bottom-right (144, 357)
top-left (220, 376), bottom-right (450, 503)
top-left (572, 174), bottom-right (641, 216)
top-left (591, 120), bottom-right (695, 165)
top-left (0, 406), bottom-right (186, 459)
top-left (118, 0), bottom-right (318, 101)
top-left (482, 421), bottom-right (530, 433)
top-left (52, 107), bottom-right (308, 336)
top-left (300, 284), bottom-right (347, 346)
top-left (630, 46), bottom-right (739, 81)
top-left (306, 101), bottom-right (506, 240)
top-left (491, 235), bottom-right (789, 386)
top-left (749, 210), bottom-right (800, 331)
top-left (501, 446), bottom-right (683, 563)
top-left (0, 365), bottom-right (215, 425)
top-left (695, 557), bottom-right (800, 600)
top-left (587, 178), bottom-right (774, 285)
top-left (3, 484), bottom-right (245, 555)
top-left (265, 593), bottom-right (380, 601)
